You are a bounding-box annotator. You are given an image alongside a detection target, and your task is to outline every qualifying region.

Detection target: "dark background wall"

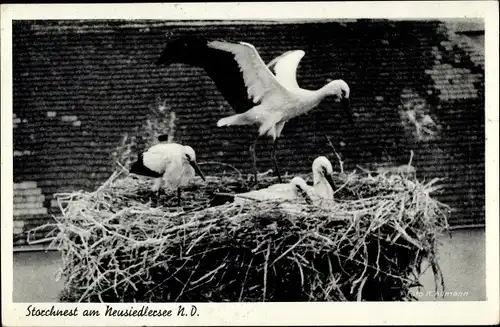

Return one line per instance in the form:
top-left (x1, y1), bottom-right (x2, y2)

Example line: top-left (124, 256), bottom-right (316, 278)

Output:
top-left (12, 19), bottom-right (485, 245)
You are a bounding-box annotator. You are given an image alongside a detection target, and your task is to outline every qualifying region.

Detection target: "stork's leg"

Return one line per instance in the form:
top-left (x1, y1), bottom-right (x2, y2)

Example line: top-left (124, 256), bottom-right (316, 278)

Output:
top-left (272, 122), bottom-right (286, 184)
top-left (249, 136), bottom-right (259, 186)
top-left (151, 178), bottom-right (163, 207)
top-left (271, 138), bottom-right (283, 184)
top-left (156, 189), bottom-right (161, 207)
top-left (177, 188), bottom-right (182, 207)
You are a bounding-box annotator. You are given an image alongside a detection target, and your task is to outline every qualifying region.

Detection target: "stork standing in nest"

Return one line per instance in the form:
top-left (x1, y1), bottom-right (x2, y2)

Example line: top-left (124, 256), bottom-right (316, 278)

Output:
top-left (129, 139), bottom-right (206, 207)
top-left (157, 37), bottom-right (352, 184)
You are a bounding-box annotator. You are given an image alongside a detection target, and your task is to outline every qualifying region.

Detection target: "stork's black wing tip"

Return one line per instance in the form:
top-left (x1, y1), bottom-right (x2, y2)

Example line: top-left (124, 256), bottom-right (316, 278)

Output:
top-left (156, 47), bottom-right (173, 66)
top-left (129, 153), bottom-right (149, 174)
top-left (156, 36), bottom-right (212, 67)
top-left (156, 57), bottom-right (167, 66)
top-left (129, 155), bottom-right (142, 175)
top-left (129, 154), bottom-right (163, 178)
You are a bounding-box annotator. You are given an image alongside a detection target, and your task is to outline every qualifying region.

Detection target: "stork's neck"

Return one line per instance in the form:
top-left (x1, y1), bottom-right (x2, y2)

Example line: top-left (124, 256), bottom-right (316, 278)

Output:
top-left (309, 83), bottom-right (335, 105)
top-left (313, 175), bottom-right (334, 199)
top-left (312, 170), bottom-right (322, 186)
top-left (284, 83), bottom-right (336, 120)
top-left (320, 81), bottom-right (339, 96)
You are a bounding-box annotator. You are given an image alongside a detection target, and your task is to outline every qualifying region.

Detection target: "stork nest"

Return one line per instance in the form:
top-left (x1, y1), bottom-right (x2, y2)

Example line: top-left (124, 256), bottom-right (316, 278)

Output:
top-left (38, 164), bottom-right (450, 302)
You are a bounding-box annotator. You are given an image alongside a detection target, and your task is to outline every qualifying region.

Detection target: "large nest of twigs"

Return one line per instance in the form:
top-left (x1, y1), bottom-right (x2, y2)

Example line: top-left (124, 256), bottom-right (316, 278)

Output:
top-left (46, 166), bottom-right (450, 302)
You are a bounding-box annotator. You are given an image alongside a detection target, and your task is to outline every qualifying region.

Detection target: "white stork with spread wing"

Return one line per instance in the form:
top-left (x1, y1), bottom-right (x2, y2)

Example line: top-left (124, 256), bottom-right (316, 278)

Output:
top-left (157, 37), bottom-right (352, 184)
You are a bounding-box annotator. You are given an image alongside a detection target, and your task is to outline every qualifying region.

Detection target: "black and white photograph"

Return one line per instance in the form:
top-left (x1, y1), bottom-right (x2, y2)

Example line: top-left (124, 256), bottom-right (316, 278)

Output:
top-left (1, 2), bottom-right (498, 326)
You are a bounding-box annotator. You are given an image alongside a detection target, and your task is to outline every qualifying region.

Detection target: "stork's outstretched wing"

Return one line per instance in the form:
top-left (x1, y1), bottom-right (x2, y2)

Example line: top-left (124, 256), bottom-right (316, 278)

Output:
top-left (267, 50), bottom-right (305, 90)
top-left (157, 37), bottom-right (293, 113)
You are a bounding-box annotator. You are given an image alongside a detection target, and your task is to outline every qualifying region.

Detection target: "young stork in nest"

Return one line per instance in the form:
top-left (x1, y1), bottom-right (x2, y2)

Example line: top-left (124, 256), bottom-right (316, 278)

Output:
top-left (233, 176), bottom-right (315, 205)
top-left (129, 137), bottom-right (206, 207)
top-left (156, 37), bottom-right (352, 185)
top-left (217, 156), bottom-right (337, 207)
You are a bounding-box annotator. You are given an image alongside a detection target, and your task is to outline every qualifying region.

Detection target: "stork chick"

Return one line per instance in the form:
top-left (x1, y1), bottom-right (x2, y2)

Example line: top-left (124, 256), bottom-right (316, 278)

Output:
top-left (307, 156), bottom-right (337, 204)
top-left (234, 175), bottom-right (313, 204)
top-left (232, 156), bottom-right (337, 206)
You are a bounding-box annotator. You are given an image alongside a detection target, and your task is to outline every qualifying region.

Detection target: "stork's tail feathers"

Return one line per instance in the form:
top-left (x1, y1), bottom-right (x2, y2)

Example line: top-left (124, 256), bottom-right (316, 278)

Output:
top-left (216, 113), bottom-right (253, 127)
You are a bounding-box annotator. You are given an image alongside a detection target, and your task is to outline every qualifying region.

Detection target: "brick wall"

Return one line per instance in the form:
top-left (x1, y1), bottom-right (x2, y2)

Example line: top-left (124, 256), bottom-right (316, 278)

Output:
top-left (12, 19), bottom-right (485, 246)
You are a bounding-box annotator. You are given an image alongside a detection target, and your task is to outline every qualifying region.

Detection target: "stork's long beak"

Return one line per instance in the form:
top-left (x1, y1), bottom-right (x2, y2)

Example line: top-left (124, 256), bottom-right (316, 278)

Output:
top-left (324, 172), bottom-right (337, 191)
top-left (189, 160), bottom-right (206, 181)
top-left (341, 97), bottom-right (353, 123)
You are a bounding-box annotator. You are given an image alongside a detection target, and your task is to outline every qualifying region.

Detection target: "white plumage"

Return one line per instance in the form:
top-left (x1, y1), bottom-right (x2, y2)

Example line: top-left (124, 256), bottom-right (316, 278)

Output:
top-left (212, 41), bottom-right (351, 141)
top-left (266, 50), bottom-right (305, 90)
top-left (233, 156), bottom-right (337, 207)
top-left (130, 142), bottom-right (206, 206)
top-left (234, 176), bottom-right (311, 204)
top-left (306, 156), bottom-right (336, 204)
top-left (157, 38), bottom-right (353, 184)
